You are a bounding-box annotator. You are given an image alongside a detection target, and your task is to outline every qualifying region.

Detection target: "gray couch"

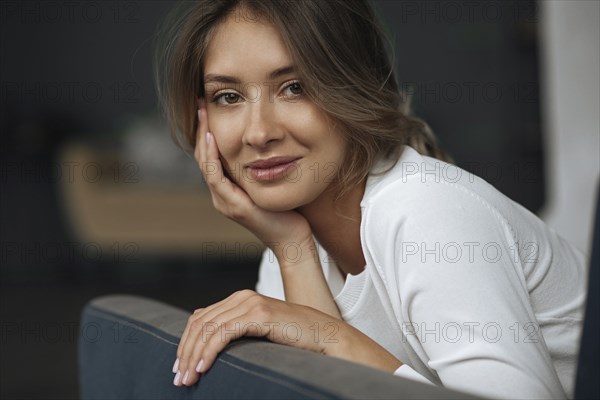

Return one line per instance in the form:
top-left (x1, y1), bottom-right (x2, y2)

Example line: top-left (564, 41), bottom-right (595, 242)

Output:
top-left (78, 294), bottom-right (474, 399)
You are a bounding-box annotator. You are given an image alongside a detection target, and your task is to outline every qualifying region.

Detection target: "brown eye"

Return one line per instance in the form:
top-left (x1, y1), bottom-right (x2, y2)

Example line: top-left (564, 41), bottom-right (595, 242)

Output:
top-left (224, 93), bottom-right (240, 104)
top-left (284, 81), bottom-right (303, 97)
top-left (290, 82), bottom-right (303, 95)
top-left (214, 92), bottom-right (241, 105)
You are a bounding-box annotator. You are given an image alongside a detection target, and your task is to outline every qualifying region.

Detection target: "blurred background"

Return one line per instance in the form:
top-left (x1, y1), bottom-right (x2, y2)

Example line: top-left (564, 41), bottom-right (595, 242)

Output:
top-left (1, 0), bottom-right (598, 398)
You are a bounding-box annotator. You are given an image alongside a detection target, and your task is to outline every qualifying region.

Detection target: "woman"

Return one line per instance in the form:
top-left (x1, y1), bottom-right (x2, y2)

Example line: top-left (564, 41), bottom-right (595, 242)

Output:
top-left (155, 1), bottom-right (587, 398)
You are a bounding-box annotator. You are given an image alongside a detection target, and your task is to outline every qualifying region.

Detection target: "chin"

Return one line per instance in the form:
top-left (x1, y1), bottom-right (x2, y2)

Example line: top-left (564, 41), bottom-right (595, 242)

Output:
top-left (252, 196), bottom-right (303, 212)
top-left (249, 189), bottom-right (311, 212)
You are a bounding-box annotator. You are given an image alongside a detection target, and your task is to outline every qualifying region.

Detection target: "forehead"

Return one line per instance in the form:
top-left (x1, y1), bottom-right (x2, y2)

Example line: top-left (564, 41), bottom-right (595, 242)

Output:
top-left (203, 13), bottom-right (293, 78)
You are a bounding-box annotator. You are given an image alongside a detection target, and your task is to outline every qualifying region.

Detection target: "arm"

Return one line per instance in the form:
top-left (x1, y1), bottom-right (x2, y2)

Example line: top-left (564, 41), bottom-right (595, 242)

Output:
top-left (364, 180), bottom-right (568, 399)
top-left (255, 242), bottom-right (341, 319)
top-left (277, 237), bottom-right (342, 319)
top-left (174, 289), bottom-right (402, 387)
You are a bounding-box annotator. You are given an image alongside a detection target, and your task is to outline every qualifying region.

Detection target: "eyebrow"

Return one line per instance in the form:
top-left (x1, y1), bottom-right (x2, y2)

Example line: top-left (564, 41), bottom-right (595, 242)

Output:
top-left (204, 65), bottom-right (295, 84)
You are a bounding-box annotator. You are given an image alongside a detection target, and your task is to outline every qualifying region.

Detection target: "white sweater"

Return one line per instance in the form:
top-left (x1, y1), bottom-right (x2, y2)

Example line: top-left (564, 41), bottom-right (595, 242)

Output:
top-left (255, 146), bottom-right (587, 399)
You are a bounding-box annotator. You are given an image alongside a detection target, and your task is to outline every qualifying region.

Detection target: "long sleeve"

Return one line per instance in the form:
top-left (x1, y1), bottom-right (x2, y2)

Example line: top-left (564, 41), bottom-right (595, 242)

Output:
top-left (255, 247), bottom-right (285, 300)
top-left (362, 178), bottom-right (569, 399)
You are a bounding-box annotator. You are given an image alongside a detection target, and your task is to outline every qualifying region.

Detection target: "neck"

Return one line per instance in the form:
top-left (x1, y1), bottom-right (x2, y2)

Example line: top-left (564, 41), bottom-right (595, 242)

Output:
top-left (297, 180), bottom-right (367, 277)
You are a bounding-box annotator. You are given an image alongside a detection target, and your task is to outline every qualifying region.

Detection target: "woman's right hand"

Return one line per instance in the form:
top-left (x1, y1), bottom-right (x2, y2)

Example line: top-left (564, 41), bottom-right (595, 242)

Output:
top-left (194, 100), bottom-right (315, 266)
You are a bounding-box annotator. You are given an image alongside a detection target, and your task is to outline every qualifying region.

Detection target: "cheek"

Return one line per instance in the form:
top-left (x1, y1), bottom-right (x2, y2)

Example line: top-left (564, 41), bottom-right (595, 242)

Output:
top-left (209, 116), bottom-right (242, 156)
top-left (295, 107), bottom-right (341, 150)
top-left (207, 130), bottom-right (241, 182)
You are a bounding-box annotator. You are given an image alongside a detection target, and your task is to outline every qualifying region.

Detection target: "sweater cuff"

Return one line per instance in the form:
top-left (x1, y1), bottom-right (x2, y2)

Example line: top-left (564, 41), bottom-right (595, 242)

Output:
top-left (393, 364), bottom-right (434, 386)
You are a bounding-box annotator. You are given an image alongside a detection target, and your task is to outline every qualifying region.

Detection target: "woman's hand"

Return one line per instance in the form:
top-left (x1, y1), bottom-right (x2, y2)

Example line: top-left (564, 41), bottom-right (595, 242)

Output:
top-left (194, 101), bottom-right (314, 264)
top-left (172, 290), bottom-right (403, 387)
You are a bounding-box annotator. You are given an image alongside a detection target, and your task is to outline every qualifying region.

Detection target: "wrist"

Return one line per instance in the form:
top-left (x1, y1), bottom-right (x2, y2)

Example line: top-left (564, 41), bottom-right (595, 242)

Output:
top-left (273, 238), bottom-right (319, 269)
top-left (331, 324), bottom-right (403, 374)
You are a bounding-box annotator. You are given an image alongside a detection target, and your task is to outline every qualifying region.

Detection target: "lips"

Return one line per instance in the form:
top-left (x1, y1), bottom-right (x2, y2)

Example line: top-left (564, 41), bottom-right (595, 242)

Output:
top-left (246, 156), bottom-right (301, 169)
top-left (245, 156), bottom-right (301, 182)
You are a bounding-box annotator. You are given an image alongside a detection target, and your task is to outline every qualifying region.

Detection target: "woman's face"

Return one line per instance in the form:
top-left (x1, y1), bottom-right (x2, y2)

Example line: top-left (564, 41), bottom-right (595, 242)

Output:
top-left (202, 12), bottom-right (347, 212)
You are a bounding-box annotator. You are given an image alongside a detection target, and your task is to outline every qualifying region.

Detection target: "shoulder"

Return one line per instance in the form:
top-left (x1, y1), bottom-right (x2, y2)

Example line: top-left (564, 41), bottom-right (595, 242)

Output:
top-left (361, 147), bottom-right (513, 243)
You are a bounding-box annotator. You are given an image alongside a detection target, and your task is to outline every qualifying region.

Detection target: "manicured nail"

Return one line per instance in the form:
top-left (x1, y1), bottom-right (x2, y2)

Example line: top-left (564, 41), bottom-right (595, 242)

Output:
top-left (182, 370), bottom-right (190, 385)
top-left (206, 132), bottom-right (212, 146)
top-left (195, 359), bottom-right (205, 373)
top-left (172, 358), bottom-right (179, 373)
top-left (173, 371), bottom-right (181, 386)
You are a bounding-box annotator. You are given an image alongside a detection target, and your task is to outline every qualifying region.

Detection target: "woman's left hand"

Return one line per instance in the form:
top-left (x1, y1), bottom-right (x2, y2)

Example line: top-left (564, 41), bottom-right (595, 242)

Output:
top-left (172, 290), bottom-right (403, 387)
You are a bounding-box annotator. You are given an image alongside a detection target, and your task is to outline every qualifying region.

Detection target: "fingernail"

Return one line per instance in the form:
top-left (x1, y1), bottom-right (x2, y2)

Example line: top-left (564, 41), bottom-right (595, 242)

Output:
top-left (182, 370), bottom-right (190, 385)
top-left (206, 132), bottom-right (212, 146)
top-left (195, 359), bottom-right (205, 373)
top-left (172, 358), bottom-right (179, 373)
top-left (173, 371), bottom-right (181, 386)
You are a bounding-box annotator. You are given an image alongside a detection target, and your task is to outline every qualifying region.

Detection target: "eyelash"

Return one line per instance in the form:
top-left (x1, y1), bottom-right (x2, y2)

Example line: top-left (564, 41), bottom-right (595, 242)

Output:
top-left (210, 80), bottom-right (304, 106)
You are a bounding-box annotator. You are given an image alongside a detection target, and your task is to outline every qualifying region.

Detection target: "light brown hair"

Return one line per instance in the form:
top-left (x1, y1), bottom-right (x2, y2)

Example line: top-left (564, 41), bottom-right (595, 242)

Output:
top-left (155, 0), bottom-right (451, 200)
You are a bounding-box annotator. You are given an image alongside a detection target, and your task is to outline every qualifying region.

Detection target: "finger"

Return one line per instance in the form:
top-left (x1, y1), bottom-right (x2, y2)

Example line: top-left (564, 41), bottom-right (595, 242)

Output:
top-left (194, 101), bottom-right (209, 166)
top-left (193, 109), bottom-right (202, 163)
top-left (181, 305), bottom-right (258, 386)
top-left (176, 292), bottom-right (239, 364)
top-left (174, 307), bottom-right (205, 373)
top-left (191, 107), bottom-right (260, 222)
top-left (202, 129), bottom-right (227, 188)
top-left (199, 100), bottom-right (208, 164)
top-left (203, 130), bottom-right (249, 203)
top-left (199, 311), bottom-right (268, 374)
top-left (186, 297), bottom-right (267, 386)
top-left (176, 293), bottom-right (254, 387)
top-left (176, 297), bottom-right (228, 370)
top-left (175, 291), bottom-right (257, 382)
top-left (190, 103), bottom-right (231, 207)
top-left (178, 290), bottom-right (256, 364)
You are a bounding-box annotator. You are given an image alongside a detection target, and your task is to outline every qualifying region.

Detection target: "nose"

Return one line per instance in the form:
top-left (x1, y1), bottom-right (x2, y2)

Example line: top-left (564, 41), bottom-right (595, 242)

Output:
top-left (241, 95), bottom-right (283, 149)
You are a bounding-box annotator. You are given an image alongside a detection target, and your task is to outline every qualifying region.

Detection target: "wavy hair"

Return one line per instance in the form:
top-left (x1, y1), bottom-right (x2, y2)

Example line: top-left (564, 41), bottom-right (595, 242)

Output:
top-left (154, 0), bottom-right (451, 200)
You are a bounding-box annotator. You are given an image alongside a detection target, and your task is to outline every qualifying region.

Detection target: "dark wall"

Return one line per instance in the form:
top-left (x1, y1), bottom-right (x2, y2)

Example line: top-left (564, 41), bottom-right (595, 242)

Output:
top-left (373, 0), bottom-right (543, 211)
top-left (1, 1), bottom-right (171, 139)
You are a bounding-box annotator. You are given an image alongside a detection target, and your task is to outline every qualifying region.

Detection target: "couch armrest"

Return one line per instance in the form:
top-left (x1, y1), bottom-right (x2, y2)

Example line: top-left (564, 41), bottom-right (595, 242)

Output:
top-left (78, 294), bottom-right (471, 399)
